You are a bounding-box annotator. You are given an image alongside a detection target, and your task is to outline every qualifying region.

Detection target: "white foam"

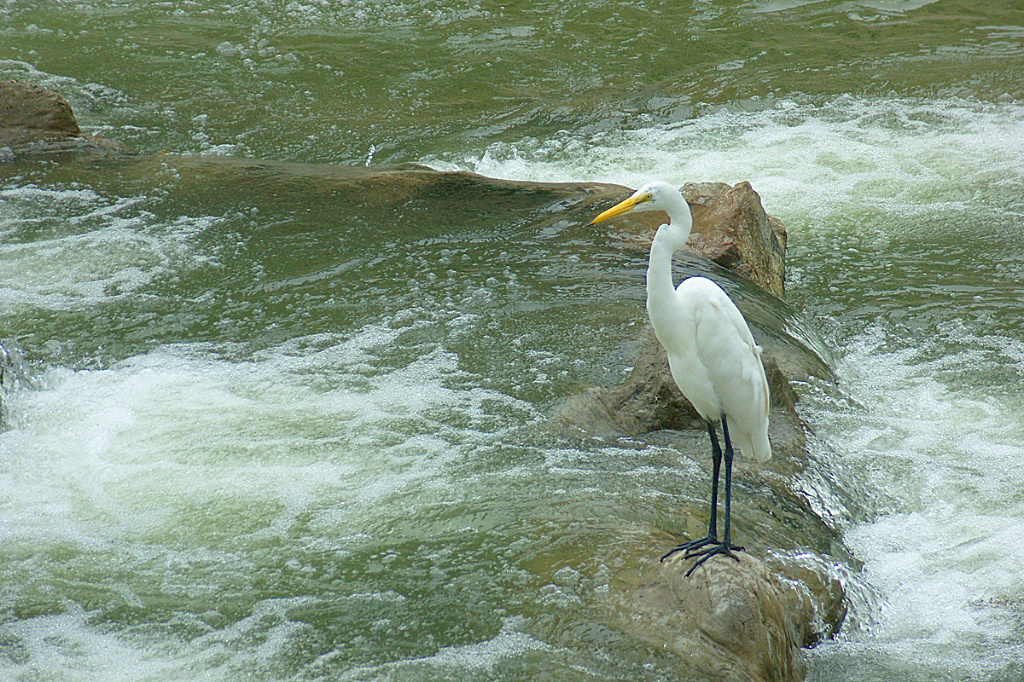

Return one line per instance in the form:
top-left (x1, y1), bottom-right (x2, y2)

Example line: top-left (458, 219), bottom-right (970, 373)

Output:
top-left (0, 186), bottom-right (220, 311)
top-left (0, 594), bottom-right (341, 681)
top-left (750, 0), bottom-right (941, 13)
top-left (0, 319), bottom-right (544, 678)
top-left (801, 323), bottom-right (1024, 675)
top-left (338, 616), bottom-right (552, 680)
top-left (0, 322), bottom-right (536, 547)
top-left (0, 607), bottom-right (200, 682)
top-left (426, 96), bottom-right (1024, 225)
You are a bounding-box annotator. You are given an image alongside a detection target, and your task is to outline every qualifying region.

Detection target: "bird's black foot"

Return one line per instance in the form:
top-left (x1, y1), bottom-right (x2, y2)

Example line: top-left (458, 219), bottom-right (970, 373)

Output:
top-left (660, 535), bottom-right (719, 563)
top-left (682, 541), bottom-right (744, 578)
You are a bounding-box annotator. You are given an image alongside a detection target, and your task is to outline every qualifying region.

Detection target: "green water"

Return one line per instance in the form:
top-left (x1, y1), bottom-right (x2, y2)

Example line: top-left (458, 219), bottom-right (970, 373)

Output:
top-left (2, 1), bottom-right (1024, 680)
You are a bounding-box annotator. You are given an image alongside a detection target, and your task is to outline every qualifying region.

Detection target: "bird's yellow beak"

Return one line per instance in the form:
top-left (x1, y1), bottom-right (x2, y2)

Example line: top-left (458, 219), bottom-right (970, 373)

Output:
top-left (587, 193), bottom-right (648, 225)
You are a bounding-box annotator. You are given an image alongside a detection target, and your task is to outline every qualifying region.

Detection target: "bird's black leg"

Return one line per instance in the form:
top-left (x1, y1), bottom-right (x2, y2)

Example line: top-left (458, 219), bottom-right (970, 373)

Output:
top-left (660, 420), bottom-right (723, 562)
top-left (681, 416), bottom-right (744, 576)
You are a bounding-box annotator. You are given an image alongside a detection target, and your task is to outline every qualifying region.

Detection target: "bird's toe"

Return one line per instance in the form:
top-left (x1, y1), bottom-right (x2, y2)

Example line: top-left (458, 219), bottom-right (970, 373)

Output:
top-left (680, 542), bottom-right (745, 577)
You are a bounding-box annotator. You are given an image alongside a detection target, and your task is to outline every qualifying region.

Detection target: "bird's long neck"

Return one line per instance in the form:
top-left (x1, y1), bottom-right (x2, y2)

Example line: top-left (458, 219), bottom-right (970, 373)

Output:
top-left (645, 202), bottom-right (693, 328)
top-left (646, 227), bottom-right (680, 302)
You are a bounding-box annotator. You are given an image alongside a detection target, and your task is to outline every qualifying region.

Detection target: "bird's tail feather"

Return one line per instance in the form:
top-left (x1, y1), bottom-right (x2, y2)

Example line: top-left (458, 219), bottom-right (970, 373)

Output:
top-left (732, 424), bottom-right (772, 464)
top-left (750, 429), bottom-right (772, 463)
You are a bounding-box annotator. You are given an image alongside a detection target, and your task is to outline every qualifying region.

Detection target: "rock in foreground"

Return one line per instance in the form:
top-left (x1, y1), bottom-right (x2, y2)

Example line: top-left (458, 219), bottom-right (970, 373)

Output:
top-left (626, 552), bottom-right (810, 682)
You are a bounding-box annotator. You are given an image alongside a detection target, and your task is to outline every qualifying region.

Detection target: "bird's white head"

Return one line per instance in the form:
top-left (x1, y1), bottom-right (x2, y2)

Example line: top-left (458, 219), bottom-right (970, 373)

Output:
top-left (587, 181), bottom-right (690, 228)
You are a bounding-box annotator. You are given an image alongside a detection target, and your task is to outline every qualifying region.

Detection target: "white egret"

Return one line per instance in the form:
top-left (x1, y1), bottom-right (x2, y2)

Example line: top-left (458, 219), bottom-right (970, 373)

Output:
top-left (589, 181), bottom-right (771, 577)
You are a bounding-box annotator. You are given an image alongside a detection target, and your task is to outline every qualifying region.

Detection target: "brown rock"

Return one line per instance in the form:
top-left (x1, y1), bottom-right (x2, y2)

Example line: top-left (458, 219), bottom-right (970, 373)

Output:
top-left (0, 80), bottom-right (123, 154)
top-left (626, 552), bottom-right (809, 682)
top-left (0, 80), bottom-right (80, 147)
top-left (684, 181), bottom-right (787, 298)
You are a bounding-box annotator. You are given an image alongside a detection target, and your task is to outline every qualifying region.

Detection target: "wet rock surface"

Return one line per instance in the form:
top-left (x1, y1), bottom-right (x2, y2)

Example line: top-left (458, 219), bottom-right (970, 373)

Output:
top-left (0, 79), bottom-right (122, 156)
top-left (0, 80), bottom-right (80, 144)
top-left (685, 181), bottom-right (788, 299)
top-left (626, 552), bottom-right (811, 682)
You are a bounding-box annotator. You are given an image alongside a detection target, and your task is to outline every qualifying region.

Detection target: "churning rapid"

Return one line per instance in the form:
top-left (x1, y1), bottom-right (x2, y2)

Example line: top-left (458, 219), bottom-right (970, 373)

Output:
top-left (3, 1), bottom-right (1024, 680)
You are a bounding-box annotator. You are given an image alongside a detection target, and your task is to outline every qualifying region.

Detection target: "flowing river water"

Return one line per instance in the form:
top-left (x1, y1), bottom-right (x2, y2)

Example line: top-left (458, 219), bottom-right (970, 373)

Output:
top-left (2, 1), bottom-right (1024, 680)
